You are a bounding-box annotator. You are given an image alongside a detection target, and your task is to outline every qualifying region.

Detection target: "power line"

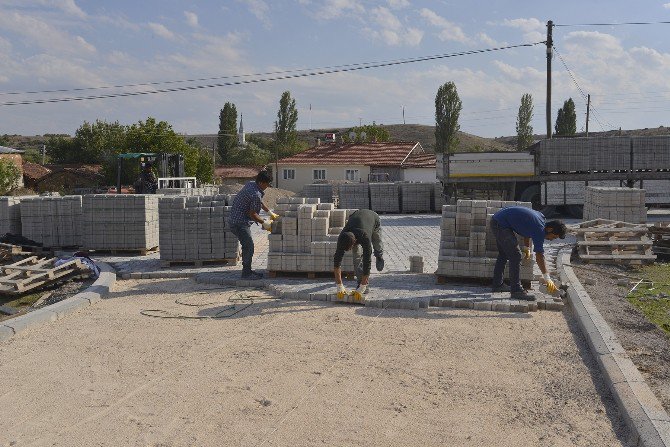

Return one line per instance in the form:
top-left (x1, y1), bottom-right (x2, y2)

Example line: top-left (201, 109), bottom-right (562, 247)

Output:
top-left (555, 21), bottom-right (670, 27)
top-left (0, 42), bottom-right (543, 107)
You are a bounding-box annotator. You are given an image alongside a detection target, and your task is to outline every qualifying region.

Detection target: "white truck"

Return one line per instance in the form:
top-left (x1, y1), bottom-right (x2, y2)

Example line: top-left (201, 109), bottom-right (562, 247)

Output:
top-left (436, 135), bottom-right (670, 217)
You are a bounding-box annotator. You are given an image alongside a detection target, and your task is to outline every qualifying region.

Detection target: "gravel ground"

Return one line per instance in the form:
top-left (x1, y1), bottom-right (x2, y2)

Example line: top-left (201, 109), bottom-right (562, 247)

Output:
top-left (0, 278), bottom-right (629, 447)
top-left (573, 260), bottom-right (670, 413)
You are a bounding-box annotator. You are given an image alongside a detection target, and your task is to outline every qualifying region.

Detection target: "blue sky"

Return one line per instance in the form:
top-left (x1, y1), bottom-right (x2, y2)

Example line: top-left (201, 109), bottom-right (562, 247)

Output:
top-left (1, 0), bottom-right (669, 138)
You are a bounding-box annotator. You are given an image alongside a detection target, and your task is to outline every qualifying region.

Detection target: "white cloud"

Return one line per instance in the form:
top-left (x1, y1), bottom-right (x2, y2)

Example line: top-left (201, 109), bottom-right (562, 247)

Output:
top-left (184, 11), bottom-right (199, 27)
top-left (387, 0), bottom-right (410, 9)
top-left (499, 17), bottom-right (545, 43)
top-left (419, 8), bottom-right (469, 44)
top-left (664, 2), bottom-right (670, 9)
top-left (147, 22), bottom-right (178, 41)
top-left (239, 0), bottom-right (271, 27)
top-left (477, 32), bottom-right (502, 47)
top-left (365, 6), bottom-right (423, 46)
top-left (0, 0), bottom-right (87, 19)
top-left (311, 0), bottom-right (365, 20)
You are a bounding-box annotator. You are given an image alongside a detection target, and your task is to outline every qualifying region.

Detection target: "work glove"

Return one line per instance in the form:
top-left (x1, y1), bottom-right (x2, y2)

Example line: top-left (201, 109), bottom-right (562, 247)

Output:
top-left (542, 273), bottom-right (558, 294)
top-left (336, 283), bottom-right (348, 300)
top-left (523, 247), bottom-right (532, 260)
top-left (270, 212), bottom-right (280, 221)
top-left (350, 284), bottom-right (368, 302)
top-left (261, 220), bottom-right (272, 231)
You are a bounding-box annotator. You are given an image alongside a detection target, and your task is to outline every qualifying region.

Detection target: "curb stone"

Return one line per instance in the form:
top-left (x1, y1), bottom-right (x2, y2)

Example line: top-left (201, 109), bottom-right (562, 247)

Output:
top-left (557, 247), bottom-right (670, 447)
top-left (0, 262), bottom-right (116, 343)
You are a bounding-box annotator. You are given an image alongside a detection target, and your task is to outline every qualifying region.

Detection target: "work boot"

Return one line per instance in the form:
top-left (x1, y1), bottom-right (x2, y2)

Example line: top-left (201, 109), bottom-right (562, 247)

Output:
top-left (510, 290), bottom-right (536, 301)
top-left (492, 283), bottom-right (511, 293)
top-left (375, 256), bottom-right (385, 272)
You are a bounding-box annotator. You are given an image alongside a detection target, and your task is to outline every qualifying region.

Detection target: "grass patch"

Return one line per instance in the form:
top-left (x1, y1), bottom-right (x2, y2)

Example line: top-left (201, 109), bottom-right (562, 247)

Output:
top-left (626, 263), bottom-right (670, 336)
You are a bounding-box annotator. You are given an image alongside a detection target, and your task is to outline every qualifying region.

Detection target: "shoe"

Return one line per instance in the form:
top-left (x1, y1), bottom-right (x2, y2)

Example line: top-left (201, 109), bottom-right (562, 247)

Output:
top-left (492, 283), bottom-right (511, 293)
top-left (375, 256), bottom-right (385, 272)
top-left (510, 290), bottom-right (536, 301)
top-left (241, 270), bottom-right (263, 280)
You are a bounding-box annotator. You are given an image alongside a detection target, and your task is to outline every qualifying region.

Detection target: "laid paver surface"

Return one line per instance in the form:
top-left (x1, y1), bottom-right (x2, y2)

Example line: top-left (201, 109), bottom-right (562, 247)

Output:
top-left (0, 278), bottom-right (628, 446)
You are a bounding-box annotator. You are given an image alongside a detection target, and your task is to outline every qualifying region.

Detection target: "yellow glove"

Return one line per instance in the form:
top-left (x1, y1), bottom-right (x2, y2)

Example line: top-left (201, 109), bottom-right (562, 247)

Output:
top-left (261, 220), bottom-right (272, 231)
top-left (270, 212), bottom-right (280, 221)
top-left (350, 284), bottom-right (367, 302)
top-left (336, 283), bottom-right (348, 300)
top-left (546, 279), bottom-right (558, 294)
top-left (523, 247), bottom-right (532, 260)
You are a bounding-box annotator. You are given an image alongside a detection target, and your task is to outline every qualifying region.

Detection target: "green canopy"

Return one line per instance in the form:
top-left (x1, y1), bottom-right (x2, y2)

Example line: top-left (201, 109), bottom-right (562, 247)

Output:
top-left (117, 152), bottom-right (156, 159)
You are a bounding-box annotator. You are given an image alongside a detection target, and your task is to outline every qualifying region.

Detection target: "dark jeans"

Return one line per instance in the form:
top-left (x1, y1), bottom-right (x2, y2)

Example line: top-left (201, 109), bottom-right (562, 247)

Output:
top-left (490, 219), bottom-right (523, 292)
top-left (352, 222), bottom-right (384, 282)
top-left (230, 223), bottom-right (254, 274)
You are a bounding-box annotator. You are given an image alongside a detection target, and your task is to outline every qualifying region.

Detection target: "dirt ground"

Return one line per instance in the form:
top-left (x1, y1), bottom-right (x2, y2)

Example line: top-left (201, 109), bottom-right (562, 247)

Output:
top-left (0, 278), bottom-right (628, 447)
top-left (573, 261), bottom-right (670, 414)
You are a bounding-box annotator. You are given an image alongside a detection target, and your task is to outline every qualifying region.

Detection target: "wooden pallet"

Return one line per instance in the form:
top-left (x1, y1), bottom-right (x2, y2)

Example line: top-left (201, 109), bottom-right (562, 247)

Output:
top-left (436, 274), bottom-right (531, 289)
top-left (86, 246), bottom-right (159, 256)
top-left (0, 242), bottom-right (50, 256)
top-left (267, 270), bottom-right (355, 279)
top-left (575, 219), bottom-right (656, 264)
top-left (160, 258), bottom-right (239, 268)
top-left (0, 256), bottom-right (87, 295)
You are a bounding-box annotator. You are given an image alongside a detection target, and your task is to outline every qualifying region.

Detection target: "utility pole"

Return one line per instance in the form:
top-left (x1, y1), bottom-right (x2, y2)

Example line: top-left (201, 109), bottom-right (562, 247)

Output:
top-left (585, 94), bottom-right (591, 137)
top-left (359, 117), bottom-right (362, 127)
top-left (546, 20), bottom-right (553, 139)
top-left (402, 105), bottom-right (405, 125)
top-left (41, 144), bottom-right (46, 164)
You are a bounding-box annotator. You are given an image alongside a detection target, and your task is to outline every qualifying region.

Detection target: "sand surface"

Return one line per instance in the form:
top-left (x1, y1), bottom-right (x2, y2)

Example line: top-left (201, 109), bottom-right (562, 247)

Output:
top-left (0, 278), bottom-right (628, 447)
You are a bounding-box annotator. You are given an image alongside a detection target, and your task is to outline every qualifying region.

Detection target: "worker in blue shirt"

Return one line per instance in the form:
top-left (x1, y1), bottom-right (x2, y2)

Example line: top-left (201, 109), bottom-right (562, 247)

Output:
top-left (228, 171), bottom-right (279, 279)
top-left (490, 206), bottom-right (566, 300)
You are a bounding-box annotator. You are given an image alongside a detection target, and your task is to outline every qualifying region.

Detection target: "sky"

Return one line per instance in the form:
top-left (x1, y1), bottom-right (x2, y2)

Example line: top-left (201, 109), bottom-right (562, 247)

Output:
top-left (0, 0), bottom-right (669, 139)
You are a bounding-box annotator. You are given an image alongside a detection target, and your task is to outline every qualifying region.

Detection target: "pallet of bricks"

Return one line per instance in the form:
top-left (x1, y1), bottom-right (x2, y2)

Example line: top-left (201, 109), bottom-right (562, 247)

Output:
top-left (337, 183), bottom-right (369, 210)
top-left (575, 219), bottom-right (655, 264)
top-left (0, 196), bottom-right (33, 236)
top-left (81, 195), bottom-right (159, 255)
top-left (301, 183), bottom-right (336, 204)
top-left (583, 186), bottom-right (646, 223)
top-left (158, 194), bottom-right (240, 266)
top-left (20, 196), bottom-right (82, 249)
top-left (369, 183), bottom-right (399, 213)
top-left (400, 182), bottom-right (433, 213)
top-left (436, 199), bottom-right (535, 285)
top-left (156, 186), bottom-right (220, 196)
top-left (267, 197), bottom-right (356, 283)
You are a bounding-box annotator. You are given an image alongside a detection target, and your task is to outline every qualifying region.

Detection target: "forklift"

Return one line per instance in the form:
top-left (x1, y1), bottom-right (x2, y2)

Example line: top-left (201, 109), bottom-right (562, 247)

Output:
top-left (116, 152), bottom-right (187, 194)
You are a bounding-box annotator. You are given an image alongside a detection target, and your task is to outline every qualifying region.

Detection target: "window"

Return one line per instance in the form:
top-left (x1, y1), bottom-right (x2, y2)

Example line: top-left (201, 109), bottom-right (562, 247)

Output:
top-left (345, 169), bottom-right (360, 181)
top-left (313, 169), bottom-right (326, 180)
top-left (283, 169), bottom-right (295, 180)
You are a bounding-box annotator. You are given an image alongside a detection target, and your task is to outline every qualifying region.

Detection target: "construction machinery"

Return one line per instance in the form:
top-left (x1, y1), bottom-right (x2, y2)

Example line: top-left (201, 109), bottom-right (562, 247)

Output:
top-left (116, 153), bottom-right (189, 193)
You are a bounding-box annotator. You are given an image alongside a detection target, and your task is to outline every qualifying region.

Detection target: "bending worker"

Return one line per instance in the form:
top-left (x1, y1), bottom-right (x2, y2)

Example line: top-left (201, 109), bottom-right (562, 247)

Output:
top-left (228, 170), bottom-right (279, 280)
top-left (489, 206), bottom-right (566, 300)
top-left (333, 209), bottom-right (385, 301)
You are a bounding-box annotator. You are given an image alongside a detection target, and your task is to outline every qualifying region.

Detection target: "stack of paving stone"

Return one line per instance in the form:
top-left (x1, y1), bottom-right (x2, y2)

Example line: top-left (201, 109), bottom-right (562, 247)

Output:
top-left (157, 186), bottom-right (219, 196)
top-left (400, 182), bottom-right (433, 213)
top-left (0, 196), bottom-right (26, 235)
top-left (338, 183), bottom-right (369, 210)
top-left (20, 196), bottom-right (82, 248)
top-left (158, 195), bottom-right (239, 263)
top-left (301, 183), bottom-right (336, 203)
top-left (436, 199), bottom-right (535, 283)
top-left (433, 182), bottom-right (446, 212)
top-left (81, 195), bottom-right (159, 251)
top-left (369, 183), bottom-right (400, 213)
top-left (409, 256), bottom-right (424, 273)
top-left (583, 187), bottom-right (646, 223)
top-left (267, 197), bottom-right (355, 273)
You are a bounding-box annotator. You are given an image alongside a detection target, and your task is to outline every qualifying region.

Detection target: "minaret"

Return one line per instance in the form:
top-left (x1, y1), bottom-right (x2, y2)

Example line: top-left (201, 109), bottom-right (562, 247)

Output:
top-left (238, 113), bottom-right (246, 146)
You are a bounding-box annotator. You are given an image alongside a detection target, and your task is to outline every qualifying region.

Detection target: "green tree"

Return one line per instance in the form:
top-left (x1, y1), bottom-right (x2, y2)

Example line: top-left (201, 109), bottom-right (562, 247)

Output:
top-left (516, 93), bottom-right (534, 150)
top-left (228, 142), bottom-right (273, 166)
top-left (343, 123), bottom-right (390, 143)
top-left (555, 98), bottom-right (577, 136)
top-left (274, 91), bottom-right (299, 150)
top-left (0, 158), bottom-right (20, 194)
top-left (434, 81), bottom-right (462, 154)
top-left (0, 134), bottom-right (9, 146)
top-left (217, 102), bottom-right (237, 164)
top-left (45, 135), bottom-right (76, 164)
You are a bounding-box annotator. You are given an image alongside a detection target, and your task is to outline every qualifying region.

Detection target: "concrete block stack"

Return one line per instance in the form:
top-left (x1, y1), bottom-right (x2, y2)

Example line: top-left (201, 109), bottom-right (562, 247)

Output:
top-left (338, 183), bottom-right (369, 210)
top-left (157, 186), bottom-right (219, 196)
top-left (82, 195), bottom-right (159, 251)
top-left (267, 197), bottom-right (355, 273)
top-left (301, 183), bottom-right (336, 203)
top-left (0, 197), bottom-right (26, 235)
top-left (433, 182), bottom-right (446, 212)
top-left (436, 199), bottom-right (535, 282)
top-left (20, 196), bottom-right (82, 247)
top-left (584, 187), bottom-right (646, 223)
top-left (158, 195), bottom-right (239, 262)
top-left (409, 256), bottom-right (424, 273)
top-left (369, 183), bottom-right (400, 213)
top-left (400, 182), bottom-right (433, 213)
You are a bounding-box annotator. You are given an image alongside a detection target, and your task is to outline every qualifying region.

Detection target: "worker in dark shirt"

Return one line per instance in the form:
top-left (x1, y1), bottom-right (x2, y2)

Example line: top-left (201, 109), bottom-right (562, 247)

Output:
top-left (333, 209), bottom-right (384, 301)
top-left (490, 206), bottom-right (566, 300)
top-left (135, 161), bottom-right (158, 194)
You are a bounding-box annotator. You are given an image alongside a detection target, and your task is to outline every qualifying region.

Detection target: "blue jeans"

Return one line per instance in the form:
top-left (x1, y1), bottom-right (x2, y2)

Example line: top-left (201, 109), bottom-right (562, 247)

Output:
top-left (230, 223), bottom-right (254, 274)
top-left (490, 219), bottom-right (523, 292)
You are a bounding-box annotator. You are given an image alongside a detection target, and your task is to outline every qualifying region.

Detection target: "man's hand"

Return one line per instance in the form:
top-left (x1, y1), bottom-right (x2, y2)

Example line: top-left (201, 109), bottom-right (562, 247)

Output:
top-left (261, 220), bottom-right (272, 231)
top-left (336, 283), bottom-right (348, 300)
top-left (523, 246), bottom-right (532, 260)
top-left (270, 211), bottom-right (280, 221)
top-left (350, 284), bottom-right (368, 302)
top-left (542, 273), bottom-right (558, 294)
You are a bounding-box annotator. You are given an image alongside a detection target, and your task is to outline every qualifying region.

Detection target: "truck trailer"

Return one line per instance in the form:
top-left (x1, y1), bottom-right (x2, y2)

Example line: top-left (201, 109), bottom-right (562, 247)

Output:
top-left (436, 135), bottom-right (670, 217)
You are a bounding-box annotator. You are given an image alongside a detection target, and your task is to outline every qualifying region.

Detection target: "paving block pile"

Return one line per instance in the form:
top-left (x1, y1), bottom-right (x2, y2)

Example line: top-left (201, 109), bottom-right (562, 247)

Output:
top-left (157, 186), bottom-right (220, 196)
top-left (20, 196), bottom-right (83, 248)
top-left (82, 195), bottom-right (159, 251)
top-left (267, 197), bottom-right (356, 273)
top-left (584, 186), bottom-right (646, 223)
top-left (400, 182), bottom-right (433, 213)
top-left (337, 183), bottom-right (370, 210)
top-left (369, 183), bottom-right (400, 213)
top-left (301, 183), bottom-right (336, 203)
top-left (436, 199), bottom-right (536, 281)
top-left (158, 194), bottom-right (240, 262)
top-left (0, 196), bottom-right (28, 235)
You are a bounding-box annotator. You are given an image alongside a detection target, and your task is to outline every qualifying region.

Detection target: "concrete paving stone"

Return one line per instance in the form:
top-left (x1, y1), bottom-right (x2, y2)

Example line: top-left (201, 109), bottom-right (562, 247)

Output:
top-left (509, 302), bottom-right (529, 313)
top-left (473, 301), bottom-right (493, 311)
top-left (46, 297), bottom-right (91, 319)
top-left (492, 301), bottom-right (511, 312)
top-left (0, 324), bottom-right (14, 341)
top-left (3, 309), bottom-right (58, 334)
